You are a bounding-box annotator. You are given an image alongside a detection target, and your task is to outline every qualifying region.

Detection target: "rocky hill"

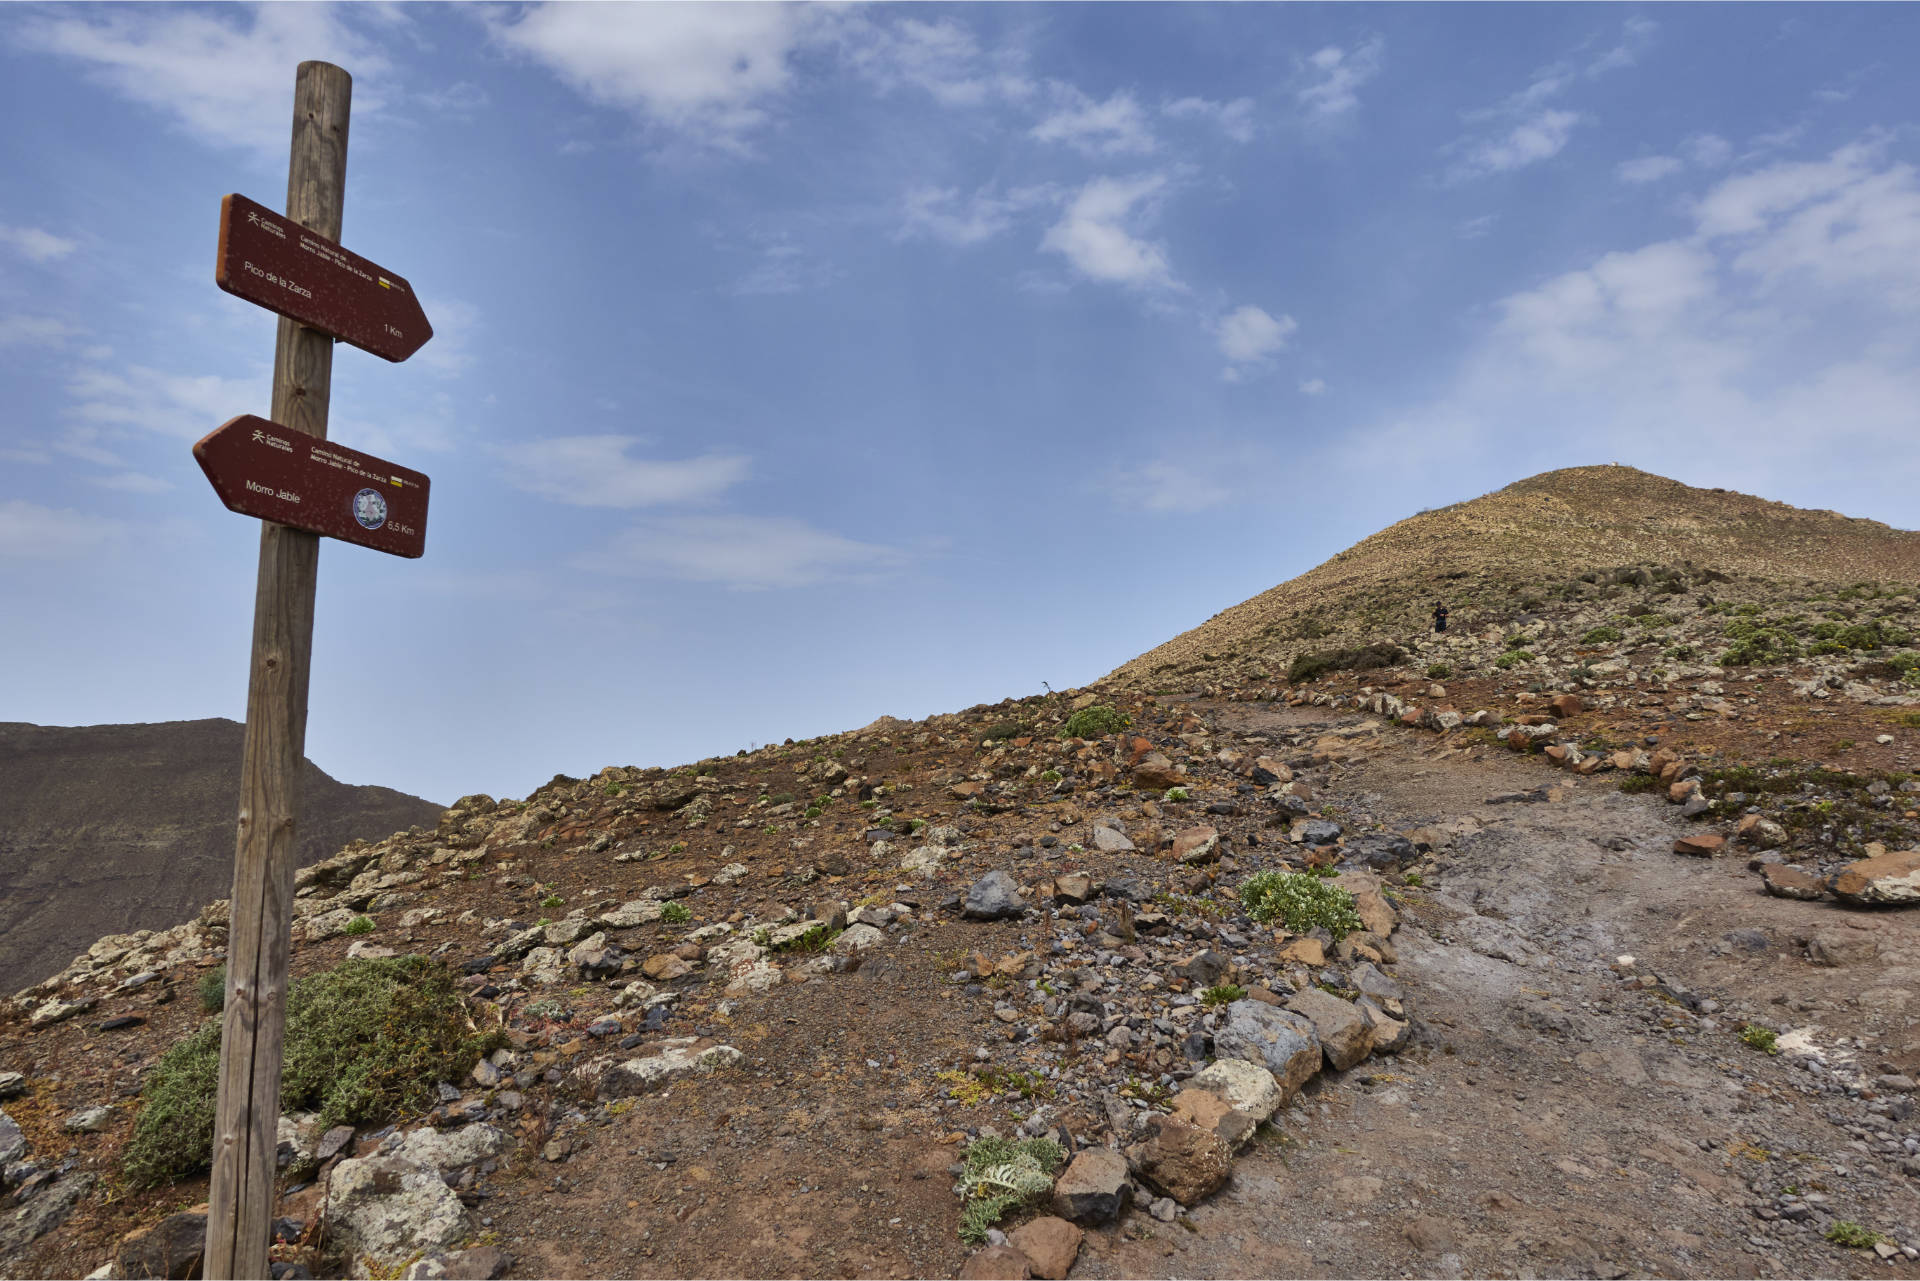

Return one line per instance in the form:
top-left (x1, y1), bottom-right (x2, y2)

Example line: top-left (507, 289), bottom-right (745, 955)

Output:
top-left (0, 719), bottom-right (441, 991)
top-left (1113, 464), bottom-right (1920, 691)
top-left (2, 468), bottom-right (1918, 1281)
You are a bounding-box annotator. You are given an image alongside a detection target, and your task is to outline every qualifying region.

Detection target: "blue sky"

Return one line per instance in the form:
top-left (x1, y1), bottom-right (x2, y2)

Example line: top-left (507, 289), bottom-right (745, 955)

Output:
top-left (3, 3), bottom-right (1917, 805)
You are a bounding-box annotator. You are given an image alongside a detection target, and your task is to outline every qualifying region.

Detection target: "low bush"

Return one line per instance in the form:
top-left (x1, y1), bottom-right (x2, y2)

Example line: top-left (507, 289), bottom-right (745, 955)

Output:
top-left (1425, 663), bottom-right (1451, 679)
top-left (1581, 626), bottom-right (1623, 644)
top-left (1287, 643), bottom-right (1405, 683)
top-left (1059, 705), bottom-right (1129, 739)
top-left (124, 955), bottom-right (498, 1188)
top-left (1239, 871), bottom-right (1363, 936)
top-left (196, 966), bottom-right (226, 1014)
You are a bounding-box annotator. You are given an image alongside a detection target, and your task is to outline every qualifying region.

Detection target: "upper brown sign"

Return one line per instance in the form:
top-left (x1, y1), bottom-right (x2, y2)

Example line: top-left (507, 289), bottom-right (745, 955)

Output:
top-left (193, 415), bottom-right (430, 558)
top-left (215, 193), bottom-right (433, 363)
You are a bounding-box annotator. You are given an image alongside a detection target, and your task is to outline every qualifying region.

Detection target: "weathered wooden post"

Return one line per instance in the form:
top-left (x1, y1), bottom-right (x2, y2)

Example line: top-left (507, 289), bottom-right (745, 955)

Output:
top-left (204, 59), bottom-right (350, 1280)
top-left (198, 59), bottom-right (433, 1278)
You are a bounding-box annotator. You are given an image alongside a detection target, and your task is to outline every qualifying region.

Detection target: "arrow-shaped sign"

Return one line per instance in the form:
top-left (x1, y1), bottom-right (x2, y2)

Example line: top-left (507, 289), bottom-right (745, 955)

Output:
top-left (215, 193), bottom-right (433, 363)
top-left (193, 415), bottom-right (430, 558)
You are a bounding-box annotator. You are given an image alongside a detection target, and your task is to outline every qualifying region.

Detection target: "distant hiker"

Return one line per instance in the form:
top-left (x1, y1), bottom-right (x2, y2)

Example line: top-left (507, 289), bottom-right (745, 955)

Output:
top-left (1432, 602), bottom-right (1450, 633)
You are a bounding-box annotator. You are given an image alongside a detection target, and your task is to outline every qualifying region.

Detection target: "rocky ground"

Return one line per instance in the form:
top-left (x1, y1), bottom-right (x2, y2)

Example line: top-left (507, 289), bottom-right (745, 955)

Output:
top-left (2, 645), bottom-right (1918, 1278)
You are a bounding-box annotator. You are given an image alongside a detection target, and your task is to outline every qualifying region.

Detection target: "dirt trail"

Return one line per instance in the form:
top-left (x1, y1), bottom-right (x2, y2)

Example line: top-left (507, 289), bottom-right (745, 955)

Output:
top-left (1083, 700), bottom-right (1920, 1281)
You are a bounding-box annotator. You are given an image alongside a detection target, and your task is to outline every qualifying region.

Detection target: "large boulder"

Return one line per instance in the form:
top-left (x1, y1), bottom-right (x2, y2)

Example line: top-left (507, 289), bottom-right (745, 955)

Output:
top-left (1126, 1115), bottom-right (1233, 1206)
top-left (1187, 1058), bottom-right (1282, 1122)
top-left (573, 1039), bottom-right (742, 1099)
top-left (326, 1156), bottom-right (470, 1273)
top-left (112, 1210), bottom-right (206, 1280)
top-left (1213, 1000), bottom-right (1321, 1099)
top-left (1285, 987), bottom-right (1373, 1071)
top-left (387, 1123), bottom-right (510, 1175)
top-left (963, 871), bottom-right (1026, 920)
top-left (1050, 1147), bottom-right (1131, 1225)
top-left (1830, 849), bottom-right (1920, 905)
top-left (1006, 1217), bottom-right (1082, 1281)
top-left (1168, 1088), bottom-right (1256, 1150)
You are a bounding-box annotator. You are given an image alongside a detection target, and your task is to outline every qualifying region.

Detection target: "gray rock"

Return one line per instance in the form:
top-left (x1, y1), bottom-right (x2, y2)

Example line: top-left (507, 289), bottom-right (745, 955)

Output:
top-left (1299, 820), bottom-right (1343, 846)
top-left (1351, 961), bottom-right (1405, 1013)
top-left (63, 1105), bottom-right (113, 1133)
top-left (1090, 820), bottom-right (1135, 853)
top-left (964, 871), bottom-right (1026, 920)
top-left (1285, 988), bottom-right (1372, 1071)
top-left (1214, 1000), bottom-right (1322, 1099)
top-left (0, 1172), bottom-right (94, 1255)
top-left (401, 1246), bottom-right (514, 1279)
top-left (1051, 1147), bottom-right (1132, 1225)
top-left (326, 1156), bottom-right (471, 1269)
top-left (573, 1039), bottom-right (743, 1099)
top-left (0, 1111), bottom-right (22, 1166)
top-left (112, 1209), bottom-right (206, 1281)
top-left (0, 1072), bottom-right (24, 1101)
top-left (1171, 950), bottom-right (1229, 986)
top-left (387, 1123), bottom-right (510, 1175)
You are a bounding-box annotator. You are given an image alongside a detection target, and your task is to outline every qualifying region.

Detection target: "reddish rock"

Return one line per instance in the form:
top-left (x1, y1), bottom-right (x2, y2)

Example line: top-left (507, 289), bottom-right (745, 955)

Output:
top-left (1761, 864), bottom-right (1827, 901)
top-left (1735, 813), bottom-right (1789, 848)
top-left (1277, 937), bottom-right (1325, 967)
top-left (1168, 1087), bottom-right (1256, 1150)
top-left (1543, 744), bottom-right (1572, 765)
top-left (1668, 779), bottom-right (1699, 804)
top-left (1125, 1115), bottom-right (1233, 1206)
top-left (1830, 849), bottom-right (1920, 905)
top-left (1007, 1217), bottom-right (1083, 1280)
top-left (1504, 728), bottom-right (1532, 750)
top-left (1549, 693), bottom-right (1584, 718)
top-left (640, 953), bottom-right (693, 981)
top-left (1120, 735), bottom-right (1155, 767)
top-left (1673, 834), bottom-right (1725, 858)
top-left (1172, 826), bottom-right (1221, 864)
top-left (959, 1245), bottom-right (1032, 1280)
top-left (1131, 752), bottom-right (1186, 792)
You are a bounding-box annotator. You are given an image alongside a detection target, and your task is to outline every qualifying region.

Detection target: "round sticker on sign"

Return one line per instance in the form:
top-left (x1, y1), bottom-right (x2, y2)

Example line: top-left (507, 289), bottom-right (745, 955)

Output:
top-left (352, 487), bottom-right (388, 531)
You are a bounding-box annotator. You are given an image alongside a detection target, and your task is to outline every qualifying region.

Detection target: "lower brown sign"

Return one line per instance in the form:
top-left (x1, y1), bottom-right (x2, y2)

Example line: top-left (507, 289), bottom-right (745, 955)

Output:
top-left (193, 415), bottom-right (429, 558)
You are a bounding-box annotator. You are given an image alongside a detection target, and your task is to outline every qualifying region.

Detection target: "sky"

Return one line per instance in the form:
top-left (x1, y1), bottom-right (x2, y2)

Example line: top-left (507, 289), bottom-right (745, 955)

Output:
top-left (3, 3), bottom-right (1918, 806)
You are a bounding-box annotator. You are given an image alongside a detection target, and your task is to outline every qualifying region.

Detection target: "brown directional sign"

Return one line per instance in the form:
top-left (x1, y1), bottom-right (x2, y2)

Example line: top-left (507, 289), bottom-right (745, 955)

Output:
top-left (193, 415), bottom-right (429, 558)
top-left (215, 193), bottom-right (432, 362)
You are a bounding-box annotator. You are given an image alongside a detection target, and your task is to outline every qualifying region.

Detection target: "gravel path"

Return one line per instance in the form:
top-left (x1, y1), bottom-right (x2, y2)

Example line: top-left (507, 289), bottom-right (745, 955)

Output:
top-left (1083, 700), bottom-right (1920, 1280)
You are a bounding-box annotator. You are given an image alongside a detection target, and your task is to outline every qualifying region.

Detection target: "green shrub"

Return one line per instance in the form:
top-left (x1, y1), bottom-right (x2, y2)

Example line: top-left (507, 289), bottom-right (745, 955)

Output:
top-left (1739, 1025), bottom-right (1779, 1055)
top-left (1200, 984), bottom-right (1246, 1007)
top-left (982, 720), bottom-right (1030, 743)
top-left (1825, 1221), bottom-right (1885, 1249)
top-left (1719, 620), bottom-right (1799, 666)
top-left (1038, 769), bottom-right (1062, 783)
top-left (659, 901), bottom-right (691, 925)
top-left (342, 915), bottom-right (376, 936)
top-left (124, 956), bottom-right (497, 1187)
top-left (1287, 643), bottom-right (1405, 683)
top-left (1495, 650), bottom-right (1533, 670)
top-left (1582, 626), bottom-right (1623, 645)
top-left (1239, 871), bottom-right (1363, 935)
top-left (1059, 705), bottom-right (1130, 739)
top-left (1425, 663), bottom-right (1451, 679)
top-left (1164, 787), bottom-right (1190, 802)
top-left (954, 1136), bottom-right (1065, 1243)
top-left (1618, 774), bottom-right (1658, 794)
top-left (197, 966), bottom-right (226, 1014)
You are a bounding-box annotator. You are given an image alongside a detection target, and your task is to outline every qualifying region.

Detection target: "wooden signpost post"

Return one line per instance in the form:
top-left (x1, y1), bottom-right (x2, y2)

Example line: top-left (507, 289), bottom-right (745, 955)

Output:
top-left (199, 61), bottom-right (433, 1279)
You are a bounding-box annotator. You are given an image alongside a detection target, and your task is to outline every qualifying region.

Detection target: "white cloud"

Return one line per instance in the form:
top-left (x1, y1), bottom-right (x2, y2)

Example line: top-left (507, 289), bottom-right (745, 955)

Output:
top-left (1684, 133), bottom-right (1733, 168)
top-left (1300, 378), bottom-right (1328, 396)
top-left (1030, 87), bottom-right (1155, 156)
top-left (410, 297), bottom-right (480, 379)
top-left (1339, 140), bottom-right (1920, 511)
top-left (66, 364), bottom-right (262, 441)
top-left (837, 14), bottom-right (1031, 107)
top-left (1163, 96), bottom-right (1255, 143)
top-left (492, 3), bottom-right (829, 151)
top-left (1586, 17), bottom-right (1657, 77)
top-left (1458, 214), bottom-right (1499, 240)
top-left (92, 471), bottom-right (173, 494)
top-left (499, 436), bottom-right (749, 508)
top-left (1617, 155), bottom-right (1683, 184)
top-left (1216, 305), bottom-right (1297, 378)
top-left (1039, 175), bottom-right (1176, 289)
top-left (0, 225), bottom-right (79, 263)
top-left (0, 500), bottom-right (127, 561)
top-left (1453, 109), bottom-right (1582, 180)
top-left (589, 515), bottom-right (909, 589)
top-left (0, 315), bottom-right (83, 346)
top-left (1297, 38), bottom-right (1382, 119)
top-left (731, 235), bottom-right (837, 296)
top-left (15, 5), bottom-right (388, 155)
top-left (899, 184), bottom-right (1058, 247)
top-left (1112, 460), bottom-right (1232, 514)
